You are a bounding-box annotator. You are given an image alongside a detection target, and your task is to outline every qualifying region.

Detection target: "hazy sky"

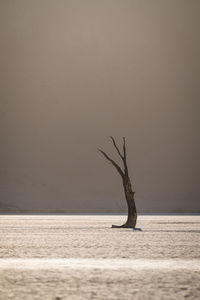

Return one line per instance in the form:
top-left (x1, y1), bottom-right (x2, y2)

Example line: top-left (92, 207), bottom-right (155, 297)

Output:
top-left (1, 0), bottom-right (200, 213)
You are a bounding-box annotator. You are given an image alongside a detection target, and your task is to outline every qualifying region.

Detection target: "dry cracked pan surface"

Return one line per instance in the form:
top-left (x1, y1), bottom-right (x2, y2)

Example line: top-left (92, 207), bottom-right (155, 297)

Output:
top-left (0, 215), bottom-right (200, 299)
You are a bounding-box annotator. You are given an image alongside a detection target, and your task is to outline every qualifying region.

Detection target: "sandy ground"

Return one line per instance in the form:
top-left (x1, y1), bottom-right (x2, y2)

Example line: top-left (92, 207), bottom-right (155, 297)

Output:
top-left (0, 215), bottom-right (200, 299)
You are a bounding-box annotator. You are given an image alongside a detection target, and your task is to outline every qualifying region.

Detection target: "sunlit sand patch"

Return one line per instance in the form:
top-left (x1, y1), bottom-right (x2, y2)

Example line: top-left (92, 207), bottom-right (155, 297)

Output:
top-left (0, 259), bottom-right (199, 270)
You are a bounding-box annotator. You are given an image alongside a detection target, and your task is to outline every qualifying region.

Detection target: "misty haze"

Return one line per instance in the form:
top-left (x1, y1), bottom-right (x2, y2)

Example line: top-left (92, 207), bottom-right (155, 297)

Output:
top-left (1, 0), bottom-right (199, 214)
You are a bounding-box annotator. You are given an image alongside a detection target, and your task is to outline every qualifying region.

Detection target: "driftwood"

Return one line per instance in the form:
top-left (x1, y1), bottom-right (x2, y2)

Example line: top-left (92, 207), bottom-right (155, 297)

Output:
top-left (98, 137), bottom-right (137, 228)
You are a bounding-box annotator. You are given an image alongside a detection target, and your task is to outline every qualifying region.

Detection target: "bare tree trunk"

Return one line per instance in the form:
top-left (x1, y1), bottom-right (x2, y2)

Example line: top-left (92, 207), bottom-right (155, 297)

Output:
top-left (98, 137), bottom-right (137, 228)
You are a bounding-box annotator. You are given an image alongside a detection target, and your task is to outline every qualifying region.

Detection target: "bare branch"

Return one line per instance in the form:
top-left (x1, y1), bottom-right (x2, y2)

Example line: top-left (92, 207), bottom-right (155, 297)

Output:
top-left (123, 137), bottom-right (126, 159)
top-left (110, 136), bottom-right (124, 159)
top-left (98, 148), bottom-right (124, 178)
top-left (122, 137), bottom-right (128, 175)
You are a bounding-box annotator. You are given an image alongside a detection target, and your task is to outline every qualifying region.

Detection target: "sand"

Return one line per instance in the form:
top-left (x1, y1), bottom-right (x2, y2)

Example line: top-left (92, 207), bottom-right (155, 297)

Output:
top-left (0, 214), bottom-right (200, 299)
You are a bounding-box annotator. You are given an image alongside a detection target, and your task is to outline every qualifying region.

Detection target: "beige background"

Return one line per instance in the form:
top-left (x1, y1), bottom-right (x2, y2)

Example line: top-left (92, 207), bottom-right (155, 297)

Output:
top-left (0, 0), bottom-right (199, 213)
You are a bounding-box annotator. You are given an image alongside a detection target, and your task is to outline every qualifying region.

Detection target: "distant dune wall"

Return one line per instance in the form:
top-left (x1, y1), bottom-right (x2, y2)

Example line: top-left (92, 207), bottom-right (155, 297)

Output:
top-left (0, 0), bottom-right (200, 213)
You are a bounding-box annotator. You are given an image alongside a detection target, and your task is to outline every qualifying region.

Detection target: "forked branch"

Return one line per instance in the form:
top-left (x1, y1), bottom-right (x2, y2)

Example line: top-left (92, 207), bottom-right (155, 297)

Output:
top-left (97, 148), bottom-right (124, 178)
top-left (98, 137), bottom-right (129, 177)
top-left (110, 136), bottom-right (123, 159)
top-left (110, 136), bottom-right (128, 176)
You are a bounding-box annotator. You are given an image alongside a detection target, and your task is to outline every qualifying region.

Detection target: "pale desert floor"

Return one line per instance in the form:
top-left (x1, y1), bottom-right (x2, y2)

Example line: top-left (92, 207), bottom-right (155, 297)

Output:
top-left (0, 215), bottom-right (200, 299)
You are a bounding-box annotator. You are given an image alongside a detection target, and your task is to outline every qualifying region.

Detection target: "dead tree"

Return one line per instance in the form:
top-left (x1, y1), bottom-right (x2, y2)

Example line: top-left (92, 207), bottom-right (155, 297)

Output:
top-left (98, 137), bottom-right (137, 228)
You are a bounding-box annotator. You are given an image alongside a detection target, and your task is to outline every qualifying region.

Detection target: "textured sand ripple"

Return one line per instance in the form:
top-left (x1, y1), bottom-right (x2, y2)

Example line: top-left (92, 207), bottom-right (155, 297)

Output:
top-left (0, 258), bottom-right (200, 270)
